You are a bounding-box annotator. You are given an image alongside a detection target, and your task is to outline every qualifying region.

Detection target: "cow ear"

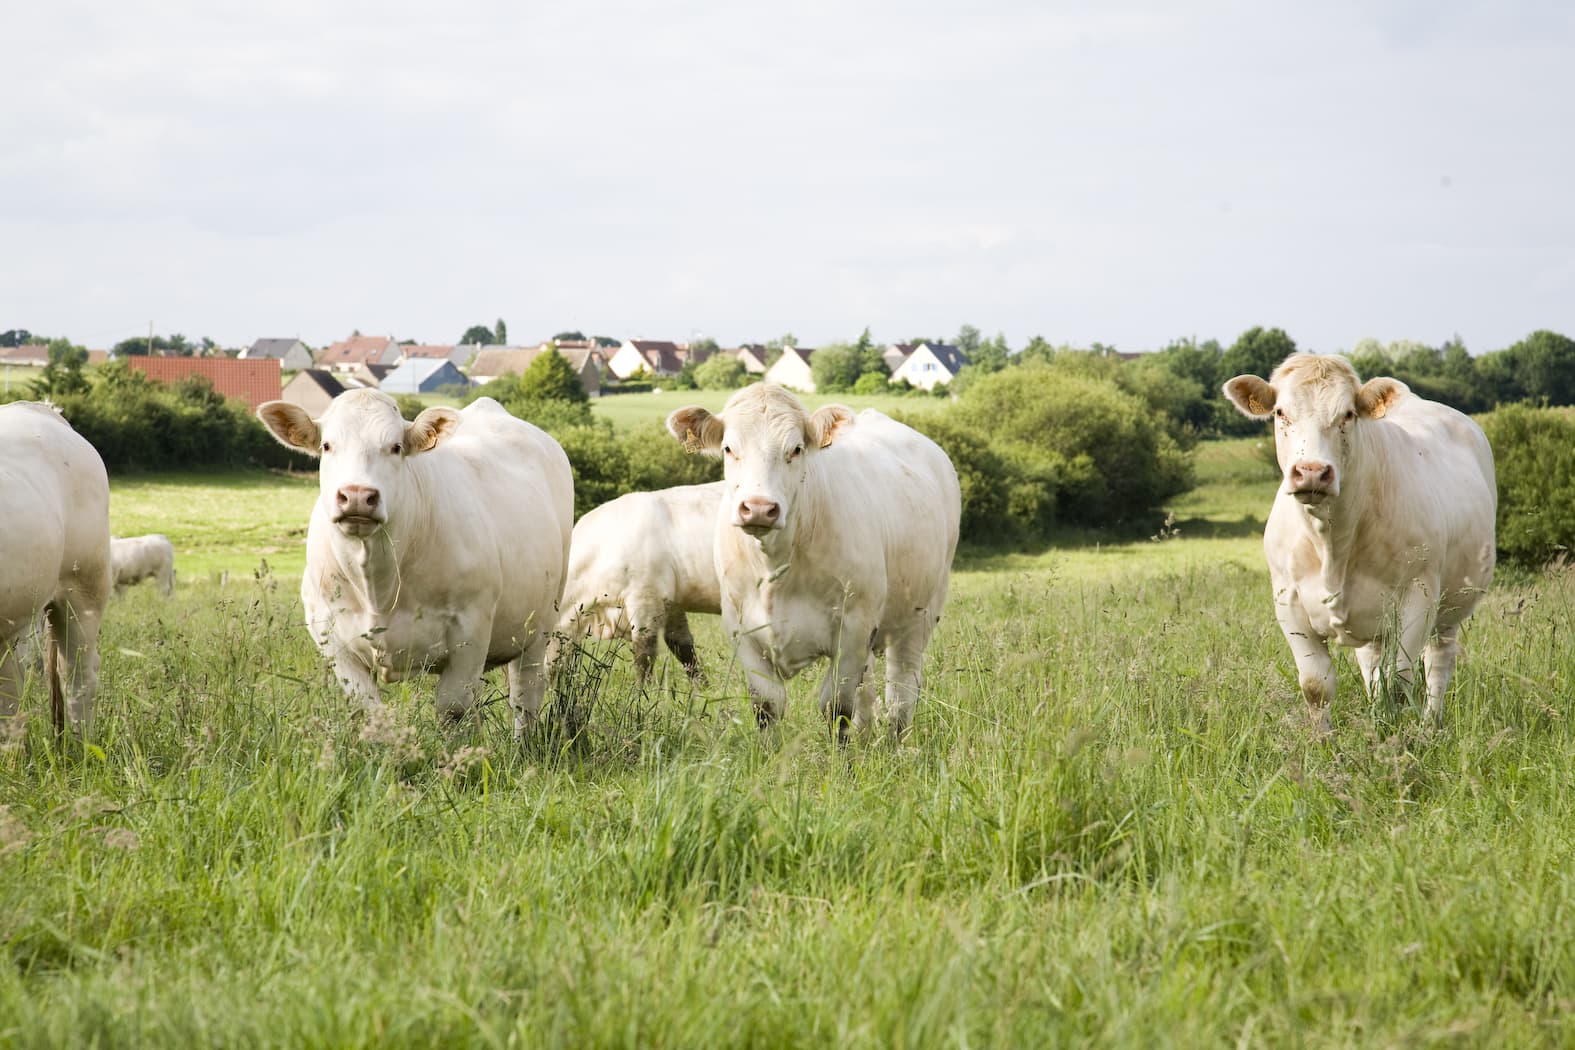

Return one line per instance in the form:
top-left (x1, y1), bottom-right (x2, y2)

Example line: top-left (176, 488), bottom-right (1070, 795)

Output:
top-left (667, 406), bottom-right (724, 455)
top-left (1222, 375), bottom-right (1276, 419)
top-left (404, 406), bottom-right (462, 454)
top-left (806, 404), bottom-right (855, 449)
top-left (1356, 377), bottom-right (1405, 419)
top-left (257, 401), bottom-right (321, 454)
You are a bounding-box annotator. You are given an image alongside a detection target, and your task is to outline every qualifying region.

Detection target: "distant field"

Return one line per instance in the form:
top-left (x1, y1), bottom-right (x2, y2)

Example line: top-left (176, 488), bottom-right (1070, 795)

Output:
top-left (590, 388), bottom-right (949, 430)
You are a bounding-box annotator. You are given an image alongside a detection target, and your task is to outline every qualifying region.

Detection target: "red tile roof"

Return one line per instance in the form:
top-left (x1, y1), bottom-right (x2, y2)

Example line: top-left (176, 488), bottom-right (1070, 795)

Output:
top-left (399, 344), bottom-right (457, 359)
top-left (318, 335), bottom-right (396, 367)
top-left (128, 356), bottom-right (282, 411)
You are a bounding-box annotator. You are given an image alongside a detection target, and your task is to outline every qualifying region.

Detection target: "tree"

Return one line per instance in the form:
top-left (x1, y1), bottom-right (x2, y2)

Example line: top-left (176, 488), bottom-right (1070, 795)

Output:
top-left (518, 347), bottom-right (589, 403)
top-left (30, 338), bottom-right (90, 397)
top-left (853, 327), bottom-right (887, 379)
top-left (1219, 326), bottom-right (1297, 381)
top-left (970, 332), bottom-right (1010, 373)
top-left (1017, 335), bottom-right (1056, 367)
top-left (695, 354), bottom-right (745, 390)
top-left (554, 330), bottom-right (587, 342)
top-left (954, 324), bottom-right (982, 357)
top-left (1507, 329), bottom-right (1575, 406)
top-left (458, 324), bottom-right (495, 347)
top-left (1154, 337), bottom-right (1223, 393)
top-left (0, 329), bottom-right (35, 348)
top-left (810, 343), bottom-right (860, 393)
top-left (494, 318), bottom-right (508, 345)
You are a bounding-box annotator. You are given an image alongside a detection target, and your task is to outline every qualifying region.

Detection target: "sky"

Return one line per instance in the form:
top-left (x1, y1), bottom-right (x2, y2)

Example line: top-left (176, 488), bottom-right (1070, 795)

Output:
top-left (4, 0), bottom-right (1572, 355)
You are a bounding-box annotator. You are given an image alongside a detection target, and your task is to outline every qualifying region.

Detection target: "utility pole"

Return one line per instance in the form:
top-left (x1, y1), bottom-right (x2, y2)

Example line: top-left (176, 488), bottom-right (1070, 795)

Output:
top-left (147, 320), bottom-right (154, 356)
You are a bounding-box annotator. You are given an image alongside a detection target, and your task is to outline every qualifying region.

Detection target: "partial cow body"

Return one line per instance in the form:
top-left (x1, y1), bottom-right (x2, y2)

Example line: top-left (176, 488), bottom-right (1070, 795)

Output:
top-left (668, 384), bottom-right (960, 739)
top-left (1225, 354), bottom-right (1496, 725)
top-left (258, 391), bottom-right (573, 734)
top-left (0, 402), bottom-right (112, 734)
top-left (111, 534), bottom-right (176, 596)
top-left (557, 481), bottom-right (724, 682)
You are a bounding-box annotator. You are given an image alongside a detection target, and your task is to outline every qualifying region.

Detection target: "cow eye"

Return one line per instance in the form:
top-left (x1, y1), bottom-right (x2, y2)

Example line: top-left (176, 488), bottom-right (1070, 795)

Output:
top-left (1273, 408), bottom-right (1285, 420)
top-left (1343, 410), bottom-right (1355, 423)
top-left (390, 442), bottom-right (403, 455)
top-left (788, 444), bottom-right (804, 461)
top-left (320, 441), bottom-right (332, 453)
top-left (722, 444), bottom-right (732, 456)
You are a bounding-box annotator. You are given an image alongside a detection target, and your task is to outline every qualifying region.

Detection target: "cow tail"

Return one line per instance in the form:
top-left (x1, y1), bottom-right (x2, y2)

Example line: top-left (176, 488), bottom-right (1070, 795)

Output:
top-left (46, 614), bottom-right (65, 740)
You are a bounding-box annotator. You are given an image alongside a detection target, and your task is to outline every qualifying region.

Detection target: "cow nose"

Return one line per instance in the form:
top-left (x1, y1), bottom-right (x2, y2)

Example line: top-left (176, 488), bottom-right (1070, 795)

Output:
top-left (1289, 461), bottom-right (1335, 491)
top-left (737, 498), bottom-right (780, 527)
top-left (336, 484), bottom-right (381, 516)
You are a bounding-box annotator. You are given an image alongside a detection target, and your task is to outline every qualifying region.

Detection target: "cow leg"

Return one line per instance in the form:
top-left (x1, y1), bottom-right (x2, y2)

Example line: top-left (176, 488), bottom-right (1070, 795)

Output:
top-left (881, 627), bottom-right (933, 740)
top-left (626, 598), bottom-right (663, 685)
top-left (46, 599), bottom-right (103, 735)
top-left (0, 641), bottom-right (22, 719)
top-left (817, 630), bottom-right (871, 744)
top-left (332, 649), bottom-right (381, 707)
top-left (434, 640), bottom-right (487, 724)
top-left (736, 641), bottom-right (787, 728)
top-left (663, 609), bottom-right (705, 682)
top-left (508, 632), bottom-right (550, 739)
top-left (1422, 627), bottom-right (1461, 727)
top-left (1275, 587), bottom-right (1334, 731)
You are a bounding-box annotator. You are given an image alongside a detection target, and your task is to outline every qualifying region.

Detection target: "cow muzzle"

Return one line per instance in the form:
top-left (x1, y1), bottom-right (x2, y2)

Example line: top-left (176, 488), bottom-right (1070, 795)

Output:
top-left (1287, 460), bottom-right (1337, 503)
top-left (735, 497), bottom-right (781, 534)
top-left (333, 484), bottom-right (384, 534)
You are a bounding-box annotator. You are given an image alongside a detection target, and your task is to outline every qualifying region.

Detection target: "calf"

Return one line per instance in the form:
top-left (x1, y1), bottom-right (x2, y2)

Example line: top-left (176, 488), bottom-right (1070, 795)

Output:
top-left (111, 534), bottom-right (176, 596)
top-left (557, 482), bottom-right (724, 682)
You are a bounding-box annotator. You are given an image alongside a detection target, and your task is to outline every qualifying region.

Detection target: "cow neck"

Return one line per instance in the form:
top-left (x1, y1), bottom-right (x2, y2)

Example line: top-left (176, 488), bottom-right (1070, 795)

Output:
top-left (327, 459), bottom-right (437, 616)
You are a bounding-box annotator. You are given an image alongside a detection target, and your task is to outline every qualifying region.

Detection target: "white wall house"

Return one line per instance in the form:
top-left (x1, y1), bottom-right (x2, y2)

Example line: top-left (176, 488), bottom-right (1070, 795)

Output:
top-left (889, 342), bottom-right (970, 391)
top-left (763, 346), bottom-right (816, 392)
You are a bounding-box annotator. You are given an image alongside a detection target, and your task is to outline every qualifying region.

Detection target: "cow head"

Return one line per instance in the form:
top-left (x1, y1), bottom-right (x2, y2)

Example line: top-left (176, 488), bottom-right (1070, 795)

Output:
top-left (1224, 354), bottom-right (1405, 506)
top-left (667, 384), bottom-right (853, 539)
top-left (257, 390), bottom-right (461, 538)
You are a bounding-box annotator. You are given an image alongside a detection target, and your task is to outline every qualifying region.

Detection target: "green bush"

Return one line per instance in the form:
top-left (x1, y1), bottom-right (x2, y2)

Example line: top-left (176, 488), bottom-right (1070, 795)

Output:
top-left (694, 354), bottom-right (746, 390)
top-left (953, 366), bottom-right (1193, 525)
top-left (51, 362), bottom-right (310, 473)
top-left (1482, 404), bottom-right (1575, 565)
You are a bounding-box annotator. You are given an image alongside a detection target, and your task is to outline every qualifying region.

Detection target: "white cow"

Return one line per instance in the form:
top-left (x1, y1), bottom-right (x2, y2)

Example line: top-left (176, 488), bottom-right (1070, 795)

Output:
top-left (258, 390), bottom-right (574, 734)
top-left (111, 534), bottom-right (176, 597)
top-left (557, 481), bottom-right (724, 683)
top-left (668, 384), bottom-right (960, 739)
top-left (1224, 353), bottom-right (1496, 726)
top-left (0, 402), bottom-right (112, 734)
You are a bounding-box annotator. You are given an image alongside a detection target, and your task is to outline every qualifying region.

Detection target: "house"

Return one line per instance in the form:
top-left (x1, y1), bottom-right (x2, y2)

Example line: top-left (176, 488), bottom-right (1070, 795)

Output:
top-left (344, 362), bottom-right (396, 388)
top-left (470, 343), bottom-right (602, 398)
top-left (724, 346), bottom-right (769, 375)
top-left (279, 369), bottom-right (348, 416)
top-left (379, 358), bottom-right (471, 394)
top-left (883, 343), bottom-right (916, 374)
top-left (607, 339), bottom-right (684, 379)
top-left (764, 345), bottom-right (816, 392)
top-left (889, 342), bottom-right (970, 391)
top-left (242, 338), bottom-right (314, 371)
top-left (127, 356), bottom-right (282, 410)
top-left (0, 345), bottom-right (51, 367)
top-left (316, 334), bottom-right (401, 372)
top-left (396, 343), bottom-right (476, 369)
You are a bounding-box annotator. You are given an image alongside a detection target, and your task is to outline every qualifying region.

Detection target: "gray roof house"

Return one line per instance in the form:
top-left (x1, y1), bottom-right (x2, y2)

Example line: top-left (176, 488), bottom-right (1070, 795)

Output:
top-left (279, 369), bottom-right (347, 416)
top-left (890, 342), bottom-right (970, 390)
top-left (242, 338), bottom-right (314, 371)
top-left (380, 358), bottom-right (471, 394)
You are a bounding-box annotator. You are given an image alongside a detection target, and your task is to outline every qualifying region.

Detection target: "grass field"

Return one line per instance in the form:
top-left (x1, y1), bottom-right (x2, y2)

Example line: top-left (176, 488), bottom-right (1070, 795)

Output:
top-left (5, 442), bottom-right (1575, 1046)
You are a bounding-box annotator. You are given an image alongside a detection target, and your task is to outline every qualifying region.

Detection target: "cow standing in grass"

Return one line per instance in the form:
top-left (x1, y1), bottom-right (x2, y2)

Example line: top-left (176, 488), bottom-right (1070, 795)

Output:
top-left (0, 402), bottom-right (112, 735)
top-left (1224, 354), bottom-right (1496, 726)
top-left (668, 384), bottom-right (960, 739)
top-left (556, 481), bottom-right (724, 683)
top-left (258, 390), bottom-right (573, 735)
top-left (111, 534), bottom-right (176, 597)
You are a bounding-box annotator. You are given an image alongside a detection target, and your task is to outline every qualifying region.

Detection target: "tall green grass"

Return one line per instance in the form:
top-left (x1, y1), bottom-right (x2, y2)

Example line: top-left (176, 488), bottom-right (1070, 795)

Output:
top-left (3, 533), bottom-right (1573, 1046)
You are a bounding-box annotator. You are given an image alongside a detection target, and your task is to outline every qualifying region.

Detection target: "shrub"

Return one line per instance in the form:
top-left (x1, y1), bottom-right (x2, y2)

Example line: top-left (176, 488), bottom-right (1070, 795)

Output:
top-left (953, 366), bottom-right (1193, 525)
top-left (695, 354), bottom-right (746, 390)
top-left (1482, 404), bottom-right (1575, 565)
top-left (851, 371), bottom-right (888, 395)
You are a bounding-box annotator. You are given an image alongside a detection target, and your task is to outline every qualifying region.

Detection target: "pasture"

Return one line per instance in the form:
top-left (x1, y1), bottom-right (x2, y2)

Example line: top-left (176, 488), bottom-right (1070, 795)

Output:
top-left (3, 442), bottom-right (1574, 1047)
top-left (590, 387), bottom-right (948, 431)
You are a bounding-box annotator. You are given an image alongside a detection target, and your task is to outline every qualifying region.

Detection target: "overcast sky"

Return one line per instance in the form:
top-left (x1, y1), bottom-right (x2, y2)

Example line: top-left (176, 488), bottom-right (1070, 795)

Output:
top-left (5, 1), bottom-right (1572, 354)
